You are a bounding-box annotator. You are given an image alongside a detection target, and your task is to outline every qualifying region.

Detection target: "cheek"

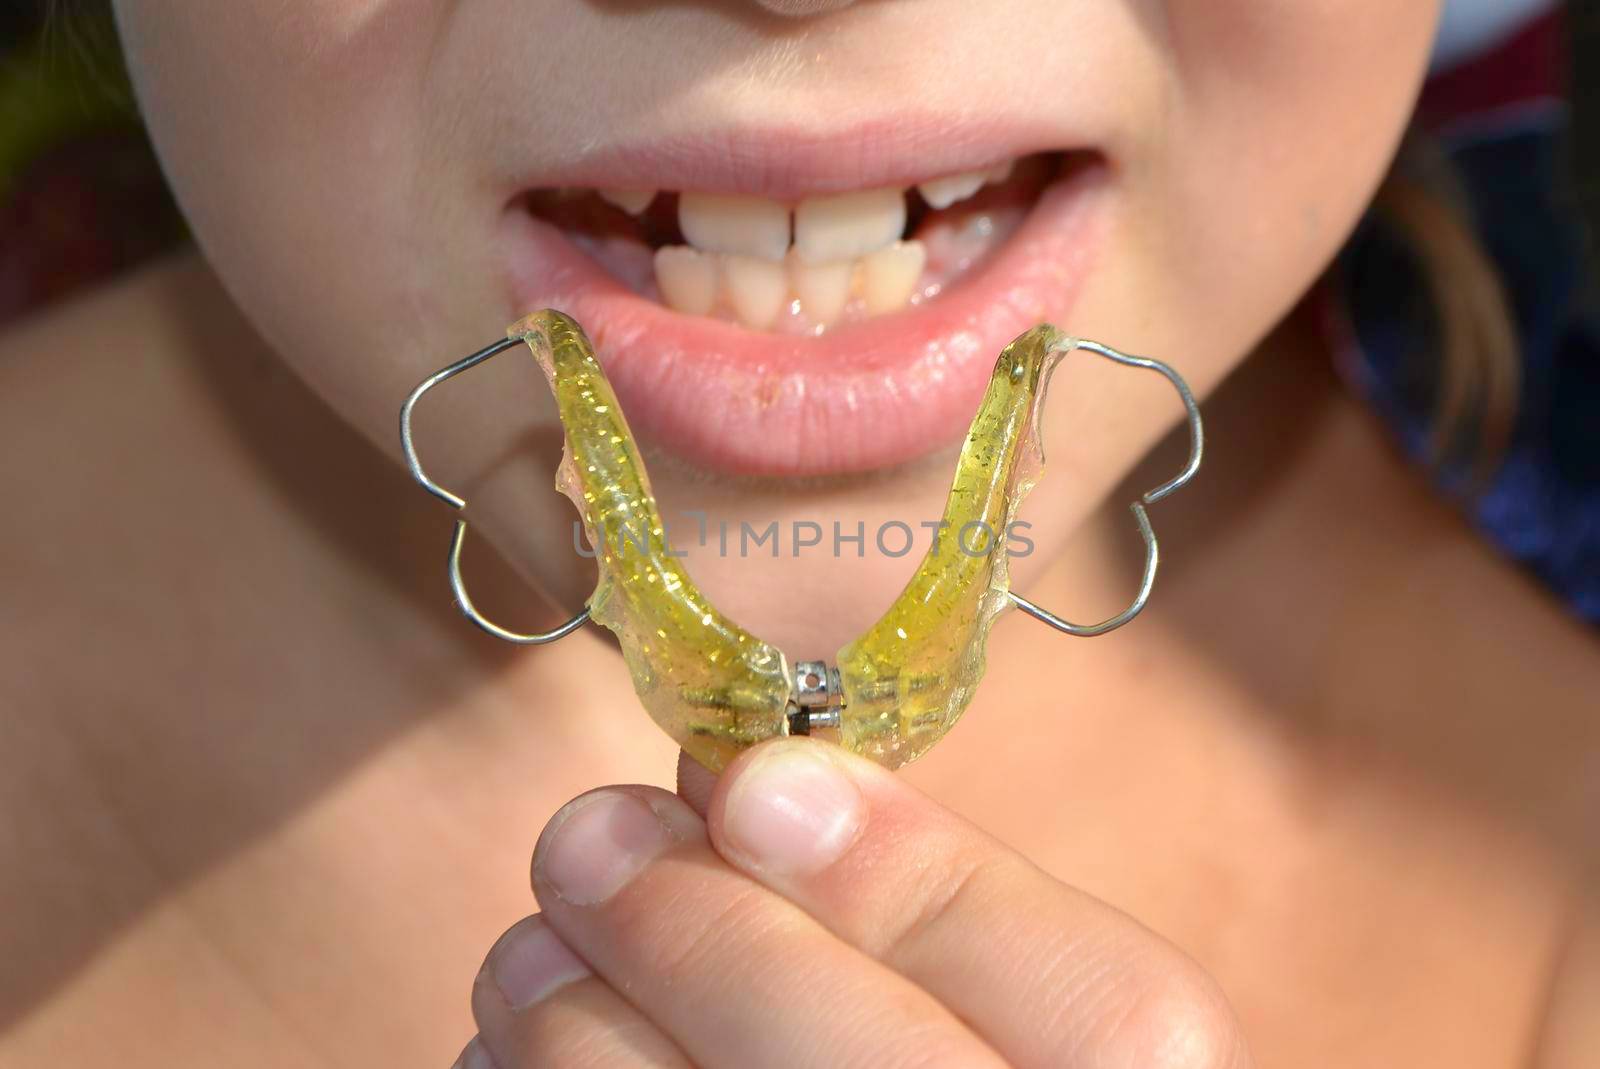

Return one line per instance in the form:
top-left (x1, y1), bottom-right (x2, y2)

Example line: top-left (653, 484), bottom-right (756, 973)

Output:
top-left (1123, 0), bottom-right (1441, 346)
top-left (112, 1), bottom-right (484, 426)
top-left (114, 2), bottom-right (421, 254)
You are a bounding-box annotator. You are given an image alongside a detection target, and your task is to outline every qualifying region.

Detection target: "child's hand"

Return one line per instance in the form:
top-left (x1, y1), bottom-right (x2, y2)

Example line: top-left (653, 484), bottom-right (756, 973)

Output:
top-left (457, 738), bottom-right (1250, 1068)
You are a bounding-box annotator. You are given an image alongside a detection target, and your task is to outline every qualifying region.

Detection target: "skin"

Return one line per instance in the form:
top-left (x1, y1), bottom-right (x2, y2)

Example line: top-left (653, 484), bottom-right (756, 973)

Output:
top-left (0, 0), bottom-right (1597, 1065)
top-left (105, 0), bottom-right (1442, 656)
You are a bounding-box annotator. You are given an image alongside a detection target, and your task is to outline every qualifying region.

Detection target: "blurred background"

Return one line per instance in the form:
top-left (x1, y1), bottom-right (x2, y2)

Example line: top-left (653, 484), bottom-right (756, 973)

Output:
top-left (0, 2), bottom-right (182, 329)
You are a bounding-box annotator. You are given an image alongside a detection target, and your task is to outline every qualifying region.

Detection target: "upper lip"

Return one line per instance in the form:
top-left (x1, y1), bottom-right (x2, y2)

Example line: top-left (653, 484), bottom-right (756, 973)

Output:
top-left (498, 115), bottom-right (1086, 202)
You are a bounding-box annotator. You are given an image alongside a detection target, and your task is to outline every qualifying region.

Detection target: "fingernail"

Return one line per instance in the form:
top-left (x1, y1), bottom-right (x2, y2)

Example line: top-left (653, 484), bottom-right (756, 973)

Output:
top-left (536, 789), bottom-right (673, 905)
top-left (452, 1035), bottom-right (497, 1069)
top-left (486, 916), bottom-right (591, 1012)
top-left (722, 743), bottom-right (864, 877)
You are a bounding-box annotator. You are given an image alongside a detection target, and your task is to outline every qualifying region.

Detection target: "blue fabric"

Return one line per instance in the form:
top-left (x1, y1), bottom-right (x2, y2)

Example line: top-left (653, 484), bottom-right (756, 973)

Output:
top-left (1337, 106), bottom-right (1600, 625)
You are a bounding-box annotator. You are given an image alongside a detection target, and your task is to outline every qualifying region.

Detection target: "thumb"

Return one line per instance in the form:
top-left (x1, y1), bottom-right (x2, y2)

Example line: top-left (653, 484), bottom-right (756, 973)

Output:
top-left (675, 748), bottom-right (718, 817)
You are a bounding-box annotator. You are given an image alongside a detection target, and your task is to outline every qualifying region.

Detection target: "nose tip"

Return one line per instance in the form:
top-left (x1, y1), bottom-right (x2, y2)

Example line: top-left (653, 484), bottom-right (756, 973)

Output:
top-left (752, 0), bottom-right (860, 15)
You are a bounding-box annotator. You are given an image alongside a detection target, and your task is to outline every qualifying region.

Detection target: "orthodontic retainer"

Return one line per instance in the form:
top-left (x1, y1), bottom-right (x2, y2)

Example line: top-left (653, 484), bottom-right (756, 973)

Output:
top-left (401, 310), bottom-right (1202, 772)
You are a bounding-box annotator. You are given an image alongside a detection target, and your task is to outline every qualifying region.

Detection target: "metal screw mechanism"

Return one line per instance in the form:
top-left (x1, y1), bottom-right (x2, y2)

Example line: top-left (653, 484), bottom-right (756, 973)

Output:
top-left (787, 660), bottom-right (844, 735)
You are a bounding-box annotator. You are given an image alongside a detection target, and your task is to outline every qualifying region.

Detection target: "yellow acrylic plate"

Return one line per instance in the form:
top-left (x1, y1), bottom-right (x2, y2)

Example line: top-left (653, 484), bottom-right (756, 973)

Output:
top-left (513, 311), bottom-right (1070, 771)
top-left (512, 311), bottom-right (792, 772)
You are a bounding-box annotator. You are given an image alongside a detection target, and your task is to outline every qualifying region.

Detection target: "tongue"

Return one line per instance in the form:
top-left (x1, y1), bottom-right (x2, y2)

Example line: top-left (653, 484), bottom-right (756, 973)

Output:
top-left (570, 230), bottom-right (659, 294)
top-left (911, 182), bottom-right (1035, 303)
top-left (527, 190), bottom-right (676, 294)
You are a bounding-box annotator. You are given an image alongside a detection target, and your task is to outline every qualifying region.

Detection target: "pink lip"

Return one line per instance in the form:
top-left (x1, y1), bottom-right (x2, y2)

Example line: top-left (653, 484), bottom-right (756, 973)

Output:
top-left (494, 118), bottom-right (1089, 201)
top-left (498, 155), bottom-right (1110, 477)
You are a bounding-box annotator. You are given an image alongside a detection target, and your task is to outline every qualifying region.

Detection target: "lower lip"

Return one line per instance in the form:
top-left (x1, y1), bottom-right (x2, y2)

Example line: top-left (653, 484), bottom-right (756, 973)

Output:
top-left (500, 161), bottom-right (1110, 477)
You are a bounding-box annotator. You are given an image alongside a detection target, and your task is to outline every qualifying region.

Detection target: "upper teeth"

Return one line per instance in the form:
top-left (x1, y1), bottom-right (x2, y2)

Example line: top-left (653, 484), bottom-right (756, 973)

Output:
top-left (651, 160), bottom-right (1015, 328)
top-left (677, 193), bottom-right (792, 262)
top-left (792, 188), bottom-right (906, 266)
top-left (916, 171), bottom-right (987, 211)
top-left (984, 160), bottom-right (1014, 186)
top-left (599, 188), bottom-right (658, 215)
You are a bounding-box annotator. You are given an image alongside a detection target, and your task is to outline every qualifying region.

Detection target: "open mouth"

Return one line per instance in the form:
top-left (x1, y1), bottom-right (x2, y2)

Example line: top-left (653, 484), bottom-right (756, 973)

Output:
top-left (499, 140), bottom-right (1109, 477)
top-left (519, 152), bottom-right (1062, 334)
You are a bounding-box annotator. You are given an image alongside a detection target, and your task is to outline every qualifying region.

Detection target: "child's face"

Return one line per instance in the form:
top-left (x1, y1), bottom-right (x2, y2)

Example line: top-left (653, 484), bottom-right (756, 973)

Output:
top-left (114, 1), bottom-right (1438, 643)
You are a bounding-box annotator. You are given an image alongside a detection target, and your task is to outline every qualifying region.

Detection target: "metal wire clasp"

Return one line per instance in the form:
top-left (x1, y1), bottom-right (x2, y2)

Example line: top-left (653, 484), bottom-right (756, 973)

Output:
top-left (399, 337), bottom-right (591, 644)
top-left (1006, 337), bottom-right (1205, 638)
top-left (401, 331), bottom-right (1203, 648)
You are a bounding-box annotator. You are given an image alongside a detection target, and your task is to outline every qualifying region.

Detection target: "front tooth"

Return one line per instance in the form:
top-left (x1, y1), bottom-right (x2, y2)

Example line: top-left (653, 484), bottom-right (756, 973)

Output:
top-left (722, 254), bottom-right (788, 330)
top-left (655, 246), bottom-right (717, 316)
top-left (678, 193), bottom-right (791, 262)
top-left (860, 241), bottom-right (926, 315)
top-left (793, 188), bottom-right (906, 265)
top-left (917, 171), bottom-right (987, 210)
top-left (789, 257), bottom-right (853, 327)
top-left (599, 188), bottom-right (658, 215)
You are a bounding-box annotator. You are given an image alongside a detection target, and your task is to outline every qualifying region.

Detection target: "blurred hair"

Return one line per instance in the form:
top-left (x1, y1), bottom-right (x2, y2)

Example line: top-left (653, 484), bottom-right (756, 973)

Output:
top-left (38, 0), bottom-right (126, 96)
top-left (1366, 6), bottom-right (1594, 484)
top-left (1372, 138), bottom-right (1521, 482)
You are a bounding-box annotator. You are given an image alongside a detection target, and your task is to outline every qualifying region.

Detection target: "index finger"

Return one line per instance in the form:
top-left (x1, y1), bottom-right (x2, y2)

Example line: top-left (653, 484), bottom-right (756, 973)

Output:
top-left (700, 738), bottom-right (1252, 1069)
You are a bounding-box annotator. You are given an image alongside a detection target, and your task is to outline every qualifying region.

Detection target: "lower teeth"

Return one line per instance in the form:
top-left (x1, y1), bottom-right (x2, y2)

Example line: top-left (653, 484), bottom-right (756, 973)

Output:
top-left (652, 242), bottom-right (929, 332)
